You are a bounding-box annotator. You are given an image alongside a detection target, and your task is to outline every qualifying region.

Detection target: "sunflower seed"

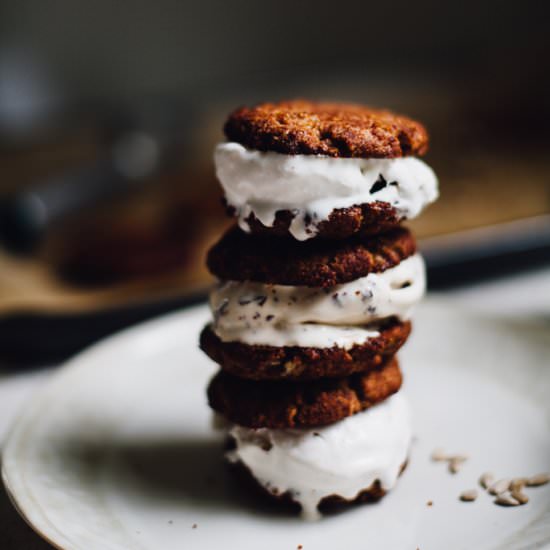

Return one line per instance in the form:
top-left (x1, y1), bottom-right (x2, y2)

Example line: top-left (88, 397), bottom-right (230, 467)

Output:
top-left (509, 478), bottom-right (527, 492)
top-left (431, 448), bottom-right (449, 462)
top-left (527, 473), bottom-right (550, 487)
top-left (449, 456), bottom-right (468, 474)
top-left (510, 489), bottom-right (529, 505)
top-left (479, 472), bottom-right (495, 489)
top-left (489, 479), bottom-right (511, 495)
top-left (495, 493), bottom-right (520, 507)
top-left (459, 489), bottom-right (478, 502)
top-left (449, 460), bottom-right (461, 474)
top-left (452, 454), bottom-right (469, 462)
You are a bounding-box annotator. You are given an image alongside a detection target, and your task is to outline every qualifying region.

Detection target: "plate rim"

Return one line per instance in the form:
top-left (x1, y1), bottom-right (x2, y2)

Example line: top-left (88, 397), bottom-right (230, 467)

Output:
top-left (2, 299), bottom-right (549, 550)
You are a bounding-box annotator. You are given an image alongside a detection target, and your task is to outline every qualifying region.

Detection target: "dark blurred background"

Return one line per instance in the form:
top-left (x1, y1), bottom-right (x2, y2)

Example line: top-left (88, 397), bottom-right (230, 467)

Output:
top-left (0, 0), bottom-right (549, 362)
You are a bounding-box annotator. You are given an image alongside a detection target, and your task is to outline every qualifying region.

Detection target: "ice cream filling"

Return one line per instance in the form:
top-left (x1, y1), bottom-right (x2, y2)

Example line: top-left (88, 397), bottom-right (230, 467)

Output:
top-left (215, 142), bottom-right (438, 240)
top-left (226, 392), bottom-right (412, 520)
top-left (210, 254), bottom-right (425, 348)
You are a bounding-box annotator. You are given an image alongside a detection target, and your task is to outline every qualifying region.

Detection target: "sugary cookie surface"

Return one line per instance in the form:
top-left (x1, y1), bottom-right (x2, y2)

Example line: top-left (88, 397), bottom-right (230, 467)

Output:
top-left (224, 100), bottom-right (429, 158)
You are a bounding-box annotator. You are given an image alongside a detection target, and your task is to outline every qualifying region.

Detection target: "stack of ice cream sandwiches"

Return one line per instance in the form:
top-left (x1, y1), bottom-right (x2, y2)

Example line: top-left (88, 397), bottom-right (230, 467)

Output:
top-left (200, 100), bottom-right (439, 520)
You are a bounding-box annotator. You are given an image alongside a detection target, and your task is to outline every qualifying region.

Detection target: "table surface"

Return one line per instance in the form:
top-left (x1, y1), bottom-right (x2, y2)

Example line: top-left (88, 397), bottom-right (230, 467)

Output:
top-left (1, 266), bottom-right (549, 549)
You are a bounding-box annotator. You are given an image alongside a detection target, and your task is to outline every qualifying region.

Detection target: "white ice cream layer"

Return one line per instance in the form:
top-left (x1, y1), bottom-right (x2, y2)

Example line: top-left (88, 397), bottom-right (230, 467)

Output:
top-left (227, 392), bottom-right (412, 521)
top-left (210, 254), bottom-right (425, 348)
top-left (215, 142), bottom-right (439, 240)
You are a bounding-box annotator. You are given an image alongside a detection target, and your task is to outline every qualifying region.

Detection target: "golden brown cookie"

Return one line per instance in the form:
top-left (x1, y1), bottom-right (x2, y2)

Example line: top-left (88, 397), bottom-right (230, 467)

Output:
top-left (207, 357), bottom-right (402, 429)
top-left (233, 201), bottom-right (402, 240)
top-left (224, 100), bottom-right (428, 158)
top-left (200, 319), bottom-right (411, 381)
top-left (207, 225), bottom-right (416, 287)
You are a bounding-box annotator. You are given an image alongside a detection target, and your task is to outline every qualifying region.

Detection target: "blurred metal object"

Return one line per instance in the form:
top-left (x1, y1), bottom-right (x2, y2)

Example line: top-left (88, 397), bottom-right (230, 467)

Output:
top-left (0, 125), bottom-right (181, 254)
top-left (0, 46), bottom-right (192, 253)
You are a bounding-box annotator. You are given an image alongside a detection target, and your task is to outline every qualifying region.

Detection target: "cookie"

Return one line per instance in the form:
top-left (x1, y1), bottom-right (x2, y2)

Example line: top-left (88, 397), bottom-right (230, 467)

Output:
top-left (233, 201), bottom-right (401, 240)
top-left (200, 319), bottom-right (411, 381)
top-left (207, 357), bottom-right (402, 429)
top-left (207, 225), bottom-right (416, 287)
top-left (224, 100), bottom-right (428, 158)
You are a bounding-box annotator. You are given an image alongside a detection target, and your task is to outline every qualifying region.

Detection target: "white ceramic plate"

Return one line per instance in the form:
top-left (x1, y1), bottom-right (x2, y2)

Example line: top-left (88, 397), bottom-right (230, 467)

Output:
top-left (2, 300), bottom-right (550, 550)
